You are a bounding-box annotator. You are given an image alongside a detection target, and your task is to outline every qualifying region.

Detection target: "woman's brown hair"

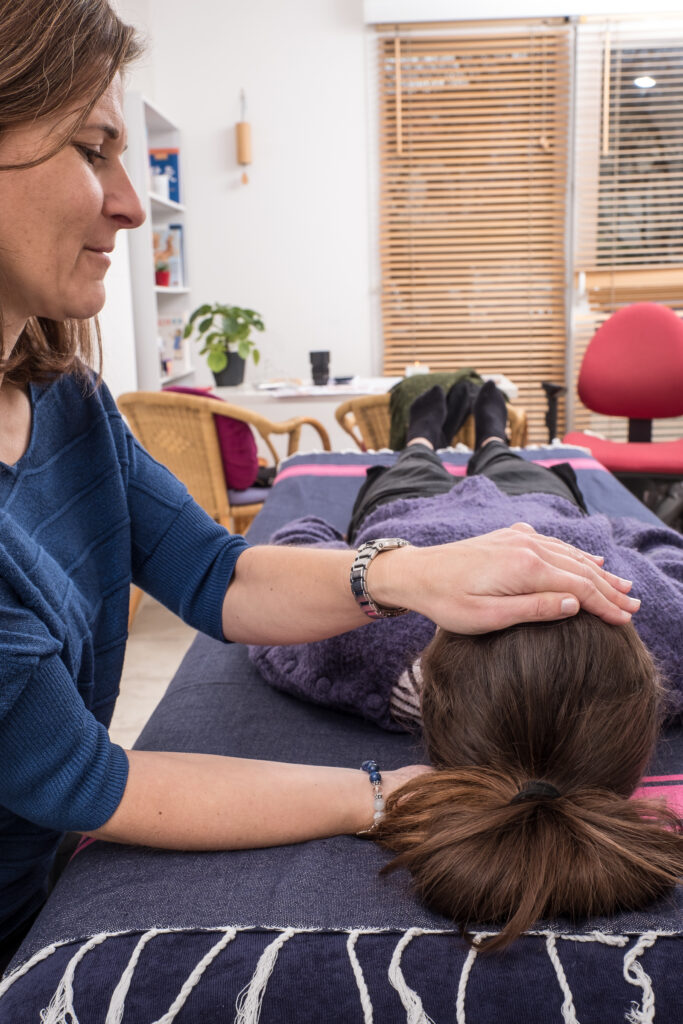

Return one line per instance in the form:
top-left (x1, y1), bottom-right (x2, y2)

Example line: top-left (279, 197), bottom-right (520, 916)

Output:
top-left (0, 0), bottom-right (143, 384)
top-left (375, 612), bottom-right (683, 951)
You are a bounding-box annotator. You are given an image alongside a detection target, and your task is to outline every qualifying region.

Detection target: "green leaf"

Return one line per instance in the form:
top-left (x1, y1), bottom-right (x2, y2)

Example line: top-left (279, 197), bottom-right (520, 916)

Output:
top-left (186, 302), bottom-right (265, 369)
top-left (188, 303), bottom-right (211, 324)
top-left (252, 349), bottom-right (261, 365)
top-left (207, 350), bottom-right (228, 373)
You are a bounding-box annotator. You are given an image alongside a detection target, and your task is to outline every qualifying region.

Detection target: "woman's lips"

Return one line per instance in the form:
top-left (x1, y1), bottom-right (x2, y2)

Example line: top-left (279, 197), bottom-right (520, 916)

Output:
top-left (83, 247), bottom-right (112, 268)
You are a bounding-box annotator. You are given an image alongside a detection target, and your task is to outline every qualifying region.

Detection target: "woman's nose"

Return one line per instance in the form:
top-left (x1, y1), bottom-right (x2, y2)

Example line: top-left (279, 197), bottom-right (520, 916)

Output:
top-left (105, 162), bottom-right (146, 230)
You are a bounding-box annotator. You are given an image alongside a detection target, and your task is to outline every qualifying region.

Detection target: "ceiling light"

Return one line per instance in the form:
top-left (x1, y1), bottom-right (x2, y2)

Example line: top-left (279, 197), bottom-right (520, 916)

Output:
top-left (633, 76), bottom-right (656, 88)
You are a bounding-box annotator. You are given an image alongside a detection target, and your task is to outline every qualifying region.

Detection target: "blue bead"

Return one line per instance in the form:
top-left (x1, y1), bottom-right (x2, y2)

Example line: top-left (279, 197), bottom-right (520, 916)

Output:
top-left (361, 760), bottom-right (378, 773)
top-left (369, 771), bottom-right (382, 784)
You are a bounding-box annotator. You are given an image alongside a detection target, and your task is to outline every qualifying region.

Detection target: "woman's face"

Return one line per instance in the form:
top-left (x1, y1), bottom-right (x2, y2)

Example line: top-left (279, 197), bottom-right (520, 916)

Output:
top-left (0, 76), bottom-right (145, 338)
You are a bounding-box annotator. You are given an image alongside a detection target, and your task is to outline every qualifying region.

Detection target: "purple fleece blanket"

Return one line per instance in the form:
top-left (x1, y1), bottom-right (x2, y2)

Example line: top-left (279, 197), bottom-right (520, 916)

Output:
top-left (249, 475), bottom-right (683, 729)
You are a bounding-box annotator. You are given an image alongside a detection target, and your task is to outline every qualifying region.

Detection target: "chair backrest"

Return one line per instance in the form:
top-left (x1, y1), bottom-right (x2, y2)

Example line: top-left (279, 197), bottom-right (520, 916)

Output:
top-left (118, 390), bottom-right (238, 523)
top-left (335, 395), bottom-right (392, 450)
top-left (578, 303), bottom-right (683, 420)
top-left (164, 386), bottom-right (258, 490)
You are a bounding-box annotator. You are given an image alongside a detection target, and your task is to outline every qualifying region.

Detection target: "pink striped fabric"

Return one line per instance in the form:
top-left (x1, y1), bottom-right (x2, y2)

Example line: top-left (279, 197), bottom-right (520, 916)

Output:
top-left (274, 455), bottom-right (605, 486)
top-left (634, 783), bottom-right (683, 815)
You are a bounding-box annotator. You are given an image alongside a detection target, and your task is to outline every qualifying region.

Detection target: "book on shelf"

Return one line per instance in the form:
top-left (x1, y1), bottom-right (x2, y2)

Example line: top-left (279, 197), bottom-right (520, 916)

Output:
top-left (149, 147), bottom-right (180, 204)
top-left (152, 223), bottom-right (184, 288)
top-left (157, 313), bottom-right (188, 378)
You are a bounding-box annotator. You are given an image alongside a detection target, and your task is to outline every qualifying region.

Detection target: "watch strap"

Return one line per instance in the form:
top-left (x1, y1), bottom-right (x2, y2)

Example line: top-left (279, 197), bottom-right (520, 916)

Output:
top-left (350, 538), bottom-right (412, 619)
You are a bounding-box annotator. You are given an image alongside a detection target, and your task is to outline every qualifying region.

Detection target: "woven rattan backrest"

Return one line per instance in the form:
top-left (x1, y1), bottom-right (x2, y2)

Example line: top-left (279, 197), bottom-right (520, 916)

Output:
top-left (335, 393), bottom-right (527, 450)
top-left (335, 395), bottom-right (392, 450)
top-left (118, 391), bottom-right (232, 522)
top-left (353, 395), bottom-right (392, 449)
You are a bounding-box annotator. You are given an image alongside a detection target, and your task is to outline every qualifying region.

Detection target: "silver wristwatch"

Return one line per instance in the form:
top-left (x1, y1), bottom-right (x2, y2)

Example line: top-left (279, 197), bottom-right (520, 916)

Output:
top-left (350, 538), bottom-right (412, 619)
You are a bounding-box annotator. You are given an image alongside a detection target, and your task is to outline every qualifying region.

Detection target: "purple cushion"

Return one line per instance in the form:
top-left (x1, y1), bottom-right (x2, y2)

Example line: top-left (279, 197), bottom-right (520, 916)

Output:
top-left (228, 486), bottom-right (266, 506)
top-left (164, 386), bottom-right (259, 490)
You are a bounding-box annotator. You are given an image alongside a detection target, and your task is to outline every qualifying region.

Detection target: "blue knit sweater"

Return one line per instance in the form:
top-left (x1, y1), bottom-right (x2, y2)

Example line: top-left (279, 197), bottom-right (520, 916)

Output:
top-left (0, 374), bottom-right (248, 939)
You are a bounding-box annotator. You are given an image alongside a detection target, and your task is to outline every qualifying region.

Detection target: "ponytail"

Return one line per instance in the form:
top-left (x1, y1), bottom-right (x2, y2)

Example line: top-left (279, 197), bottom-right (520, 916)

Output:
top-left (378, 613), bottom-right (683, 950)
top-left (375, 767), bottom-right (683, 952)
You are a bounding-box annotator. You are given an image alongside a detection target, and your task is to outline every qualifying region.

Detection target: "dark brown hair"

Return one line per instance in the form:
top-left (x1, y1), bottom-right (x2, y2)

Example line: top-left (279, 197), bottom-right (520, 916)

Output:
top-left (375, 613), bottom-right (683, 951)
top-left (0, 0), bottom-right (143, 384)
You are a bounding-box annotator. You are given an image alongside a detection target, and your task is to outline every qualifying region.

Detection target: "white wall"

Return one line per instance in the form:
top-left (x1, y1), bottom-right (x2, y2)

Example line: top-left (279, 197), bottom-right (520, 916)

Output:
top-left (116, 0), bottom-right (665, 388)
top-left (122, 0), bottom-right (374, 386)
top-left (365, 1), bottom-right (683, 21)
top-left (94, 0), bottom-right (153, 397)
top-left (97, 232), bottom-right (138, 397)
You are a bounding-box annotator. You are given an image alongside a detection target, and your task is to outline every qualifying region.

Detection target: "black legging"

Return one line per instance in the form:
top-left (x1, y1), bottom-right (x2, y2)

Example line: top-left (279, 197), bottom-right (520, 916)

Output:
top-left (347, 442), bottom-right (587, 544)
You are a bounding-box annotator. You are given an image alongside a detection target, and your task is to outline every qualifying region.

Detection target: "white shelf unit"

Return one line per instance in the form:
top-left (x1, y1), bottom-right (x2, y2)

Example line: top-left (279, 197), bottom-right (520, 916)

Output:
top-left (124, 92), bottom-right (194, 390)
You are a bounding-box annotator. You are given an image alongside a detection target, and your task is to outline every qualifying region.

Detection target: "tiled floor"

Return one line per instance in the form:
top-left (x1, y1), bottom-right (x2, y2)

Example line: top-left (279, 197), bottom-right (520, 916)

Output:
top-left (109, 595), bottom-right (196, 749)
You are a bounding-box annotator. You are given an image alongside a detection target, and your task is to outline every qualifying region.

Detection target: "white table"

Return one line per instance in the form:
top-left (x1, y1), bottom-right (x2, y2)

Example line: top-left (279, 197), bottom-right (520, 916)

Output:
top-left (213, 378), bottom-right (401, 455)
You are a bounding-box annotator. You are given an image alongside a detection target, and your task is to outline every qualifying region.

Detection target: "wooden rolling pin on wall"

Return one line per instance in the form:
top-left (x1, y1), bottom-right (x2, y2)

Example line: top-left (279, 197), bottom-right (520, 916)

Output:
top-left (237, 89), bottom-right (251, 184)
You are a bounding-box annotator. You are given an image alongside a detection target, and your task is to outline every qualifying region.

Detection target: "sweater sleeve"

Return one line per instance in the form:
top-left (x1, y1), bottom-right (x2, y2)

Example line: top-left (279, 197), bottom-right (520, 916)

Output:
top-left (124, 429), bottom-right (250, 641)
top-left (0, 649), bottom-right (129, 832)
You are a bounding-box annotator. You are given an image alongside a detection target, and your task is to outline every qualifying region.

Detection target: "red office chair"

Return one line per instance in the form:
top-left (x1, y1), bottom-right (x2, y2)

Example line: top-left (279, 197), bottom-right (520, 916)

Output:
top-left (561, 303), bottom-right (683, 480)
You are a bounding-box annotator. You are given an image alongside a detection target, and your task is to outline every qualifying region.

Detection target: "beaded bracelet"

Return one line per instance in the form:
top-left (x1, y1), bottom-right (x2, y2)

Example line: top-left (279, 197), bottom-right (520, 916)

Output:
top-left (360, 759), bottom-right (386, 831)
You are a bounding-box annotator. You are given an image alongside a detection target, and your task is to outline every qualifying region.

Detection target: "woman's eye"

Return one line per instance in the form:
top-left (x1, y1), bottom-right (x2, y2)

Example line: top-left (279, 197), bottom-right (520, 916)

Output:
top-left (75, 144), bottom-right (106, 166)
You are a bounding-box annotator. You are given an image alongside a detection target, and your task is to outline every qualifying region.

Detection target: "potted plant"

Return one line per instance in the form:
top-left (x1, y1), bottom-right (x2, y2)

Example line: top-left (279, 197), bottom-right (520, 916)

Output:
top-left (155, 262), bottom-right (171, 287)
top-left (184, 303), bottom-right (265, 386)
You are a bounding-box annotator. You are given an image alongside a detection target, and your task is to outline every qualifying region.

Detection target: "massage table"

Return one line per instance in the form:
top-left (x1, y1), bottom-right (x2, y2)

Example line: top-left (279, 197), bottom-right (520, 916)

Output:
top-left (1, 447), bottom-right (681, 1023)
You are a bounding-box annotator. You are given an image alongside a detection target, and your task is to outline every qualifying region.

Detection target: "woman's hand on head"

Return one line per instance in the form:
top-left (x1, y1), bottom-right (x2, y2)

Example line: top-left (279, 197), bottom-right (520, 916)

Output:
top-left (367, 523), bottom-right (641, 634)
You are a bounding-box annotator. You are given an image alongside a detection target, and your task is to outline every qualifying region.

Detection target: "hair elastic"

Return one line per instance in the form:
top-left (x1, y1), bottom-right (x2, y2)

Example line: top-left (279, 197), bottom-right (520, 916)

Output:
top-left (510, 780), bottom-right (562, 805)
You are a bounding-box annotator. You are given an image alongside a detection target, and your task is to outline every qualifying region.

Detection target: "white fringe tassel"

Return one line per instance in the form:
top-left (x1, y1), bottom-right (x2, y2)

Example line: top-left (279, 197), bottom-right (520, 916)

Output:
top-left (0, 924), bottom-right (668, 1024)
top-left (546, 935), bottom-right (580, 1024)
top-left (346, 930), bottom-right (374, 1024)
top-left (455, 935), bottom-right (485, 1024)
top-left (151, 927), bottom-right (237, 1024)
top-left (0, 941), bottom-right (64, 1000)
top-left (105, 928), bottom-right (170, 1024)
top-left (39, 932), bottom-right (111, 1024)
top-left (234, 927), bottom-right (296, 1024)
top-left (561, 931), bottom-right (629, 948)
top-left (387, 928), bottom-right (435, 1024)
top-left (623, 932), bottom-right (657, 1024)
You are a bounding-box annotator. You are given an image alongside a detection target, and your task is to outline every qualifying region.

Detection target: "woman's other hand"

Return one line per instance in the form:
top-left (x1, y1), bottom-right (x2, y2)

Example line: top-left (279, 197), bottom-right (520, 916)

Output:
top-left (368, 523), bottom-right (640, 634)
top-left (89, 752), bottom-right (433, 849)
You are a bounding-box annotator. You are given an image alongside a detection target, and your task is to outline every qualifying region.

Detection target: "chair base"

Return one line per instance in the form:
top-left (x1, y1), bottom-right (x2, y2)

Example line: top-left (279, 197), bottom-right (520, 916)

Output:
top-left (128, 585), bottom-right (145, 630)
top-left (615, 475), bottom-right (683, 534)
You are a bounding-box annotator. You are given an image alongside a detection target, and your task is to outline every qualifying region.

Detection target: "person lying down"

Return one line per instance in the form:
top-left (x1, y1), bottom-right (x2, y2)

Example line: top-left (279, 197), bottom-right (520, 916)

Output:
top-left (249, 382), bottom-right (683, 950)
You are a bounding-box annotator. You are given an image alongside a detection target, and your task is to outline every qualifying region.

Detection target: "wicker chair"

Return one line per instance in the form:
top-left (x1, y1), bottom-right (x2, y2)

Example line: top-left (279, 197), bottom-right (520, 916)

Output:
top-left (335, 393), bottom-right (528, 451)
top-left (118, 390), bottom-right (331, 536)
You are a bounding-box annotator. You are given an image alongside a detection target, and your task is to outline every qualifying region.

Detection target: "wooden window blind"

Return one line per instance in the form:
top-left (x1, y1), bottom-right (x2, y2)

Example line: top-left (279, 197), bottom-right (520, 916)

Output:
top-left (376, 22), bottom-right (572, 441)
top-left (571, 16), bottom-right (683, 441)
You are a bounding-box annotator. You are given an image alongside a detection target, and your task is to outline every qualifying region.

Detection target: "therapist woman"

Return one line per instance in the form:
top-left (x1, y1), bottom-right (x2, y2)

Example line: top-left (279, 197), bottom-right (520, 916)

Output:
top-left (0, 0), bottom-right (639, 970)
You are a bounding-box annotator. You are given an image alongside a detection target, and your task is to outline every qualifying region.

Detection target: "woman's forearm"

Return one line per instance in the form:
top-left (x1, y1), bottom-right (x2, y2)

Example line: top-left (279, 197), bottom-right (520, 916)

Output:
top-left (89, 750), bottom-right (374, 849)
top-left (221, 527), bottom-right (640, 645)
top-left (222, 545), bottom-right (367, 644)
